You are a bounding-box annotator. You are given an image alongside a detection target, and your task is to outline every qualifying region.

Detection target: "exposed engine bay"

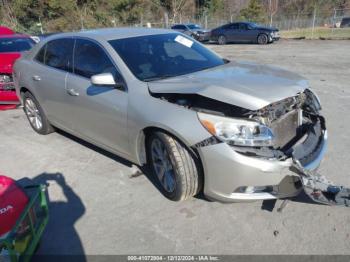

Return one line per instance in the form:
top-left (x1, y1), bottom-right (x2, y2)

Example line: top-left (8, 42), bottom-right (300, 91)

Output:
top-left (151, 89), bottom-right (350, 207)
top-left (151, 89), bottom-right (324, 162)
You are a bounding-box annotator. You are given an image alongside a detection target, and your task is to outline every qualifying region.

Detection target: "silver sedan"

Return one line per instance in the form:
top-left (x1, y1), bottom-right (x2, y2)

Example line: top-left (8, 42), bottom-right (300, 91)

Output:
top-left (14, 28), bottom-right (327, 202)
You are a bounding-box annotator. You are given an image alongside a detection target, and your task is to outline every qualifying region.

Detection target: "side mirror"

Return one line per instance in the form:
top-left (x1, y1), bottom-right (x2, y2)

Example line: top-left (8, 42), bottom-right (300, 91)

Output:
top-left (91, 73), bottom-right (116, 86)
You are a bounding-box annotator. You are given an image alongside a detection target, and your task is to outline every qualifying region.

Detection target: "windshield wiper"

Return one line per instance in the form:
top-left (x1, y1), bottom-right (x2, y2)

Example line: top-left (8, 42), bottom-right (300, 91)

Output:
top-left (143, 74), bottom-right (175, 82)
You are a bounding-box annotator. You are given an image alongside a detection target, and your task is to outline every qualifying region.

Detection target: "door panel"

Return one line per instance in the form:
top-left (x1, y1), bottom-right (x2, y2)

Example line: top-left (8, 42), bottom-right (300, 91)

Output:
top-left (65, 74), bottom-right (129, 155)
top-left (238, 24), bottom-right (258, 42)
top-left (65, 38), bottom-right (129, 156)
top-left (33, 64), bottom-right (69, 126)
top-left (225, 24), bottom-right (239, 42)
top-left (31, 38), bottom-right (74, 128)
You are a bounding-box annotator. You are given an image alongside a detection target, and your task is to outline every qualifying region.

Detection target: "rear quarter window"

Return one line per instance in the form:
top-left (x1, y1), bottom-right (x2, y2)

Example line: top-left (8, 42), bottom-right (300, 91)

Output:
top-left (35, 45), bottom-right (46, 64)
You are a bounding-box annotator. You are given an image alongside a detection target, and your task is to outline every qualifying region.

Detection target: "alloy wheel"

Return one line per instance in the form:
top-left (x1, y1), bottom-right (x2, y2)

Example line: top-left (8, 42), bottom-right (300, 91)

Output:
top-left (258, 34), bottom-right (268, 45)
top-left (150, 138), bottom-right (176, 193)
top-left (25, 98), bottom-right (43, 130)
top-left (218, 35), bottom-right (226, 45)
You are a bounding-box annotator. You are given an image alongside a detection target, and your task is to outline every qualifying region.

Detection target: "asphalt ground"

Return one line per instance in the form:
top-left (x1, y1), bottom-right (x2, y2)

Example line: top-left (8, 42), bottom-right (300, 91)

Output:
top-left (1, 39), bottom-right (350, 256)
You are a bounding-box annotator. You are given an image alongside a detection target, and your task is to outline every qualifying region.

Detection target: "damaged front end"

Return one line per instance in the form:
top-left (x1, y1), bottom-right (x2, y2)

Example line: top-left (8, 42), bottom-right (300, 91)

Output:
top-left (0, 73), bottom-right (19, 110)
top-left (229, 89), bottom-right (326, 165)
top-left (151, 89), bottom-right (350, 206)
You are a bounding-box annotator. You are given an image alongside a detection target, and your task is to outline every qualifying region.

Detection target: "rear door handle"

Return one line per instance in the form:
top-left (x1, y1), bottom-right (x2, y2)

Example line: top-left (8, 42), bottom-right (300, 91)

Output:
top-left (32, 75), bottom-right (41, 81)
top-left (67, 88), bottom-right (79, 96)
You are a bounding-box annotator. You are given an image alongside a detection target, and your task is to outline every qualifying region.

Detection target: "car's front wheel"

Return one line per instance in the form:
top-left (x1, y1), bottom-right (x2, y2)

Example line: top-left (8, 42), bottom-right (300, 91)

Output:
top-left (23, 92), bottom-right (55, 135)
top-left (146, 131), bottom-right (201, 201)
top-left (257, 34), bottom-right (269, 45)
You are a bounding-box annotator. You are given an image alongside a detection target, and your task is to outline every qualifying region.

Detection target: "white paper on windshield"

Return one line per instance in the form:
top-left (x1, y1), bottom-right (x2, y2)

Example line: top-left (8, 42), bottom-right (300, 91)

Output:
top-left (174, 35), bottom-right (193, 48)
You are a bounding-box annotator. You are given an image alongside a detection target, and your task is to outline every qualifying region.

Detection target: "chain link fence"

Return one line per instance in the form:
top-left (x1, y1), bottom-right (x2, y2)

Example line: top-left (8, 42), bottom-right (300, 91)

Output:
top-left (134, 8), bottom-right (350, 40)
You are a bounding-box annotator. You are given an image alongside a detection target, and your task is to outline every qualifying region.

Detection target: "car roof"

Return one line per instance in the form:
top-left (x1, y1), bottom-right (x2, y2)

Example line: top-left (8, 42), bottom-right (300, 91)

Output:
top-left (47, 27), bottom-right (175, 41)
top-left (0, 33), bottom-right (31, 39)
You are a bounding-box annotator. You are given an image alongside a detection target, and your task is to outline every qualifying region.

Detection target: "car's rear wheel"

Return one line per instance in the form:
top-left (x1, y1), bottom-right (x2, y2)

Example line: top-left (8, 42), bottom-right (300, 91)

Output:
top-left (218, 35), bottom-right (227, 45)
top-left (23, 92), bottom-right (55, 135)
top-left (257, 34), bottom-right (269, 45)
top-left (146, 131), bottom-right (201, 201)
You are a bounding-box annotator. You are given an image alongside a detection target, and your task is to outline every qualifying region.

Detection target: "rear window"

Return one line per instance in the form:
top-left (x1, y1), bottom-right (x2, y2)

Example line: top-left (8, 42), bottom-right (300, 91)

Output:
top-left (172, 25), bottom-right (186, 30)
top-left (0, 37), bottom-right (35, 53)
top-left (187, 24), bottom-right (201, 30)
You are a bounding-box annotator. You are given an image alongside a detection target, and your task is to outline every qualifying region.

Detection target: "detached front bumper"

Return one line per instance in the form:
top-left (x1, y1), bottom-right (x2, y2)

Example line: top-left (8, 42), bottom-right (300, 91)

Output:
top-left (196, 123), bottom-right (327, 203)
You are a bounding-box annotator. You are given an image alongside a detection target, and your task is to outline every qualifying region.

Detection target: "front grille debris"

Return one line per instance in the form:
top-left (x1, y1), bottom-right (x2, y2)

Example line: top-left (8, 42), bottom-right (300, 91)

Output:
top-left (293, 160), bottom-right (350, 207)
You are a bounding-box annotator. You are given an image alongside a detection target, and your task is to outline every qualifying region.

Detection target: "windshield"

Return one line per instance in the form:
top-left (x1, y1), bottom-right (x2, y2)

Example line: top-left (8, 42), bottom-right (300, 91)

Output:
top-left (0, 37), bottom-right (35, 53)
top-left (109, 33), bottom-right (225, 81)
top-left (187, 24), bottom-right (202, 30)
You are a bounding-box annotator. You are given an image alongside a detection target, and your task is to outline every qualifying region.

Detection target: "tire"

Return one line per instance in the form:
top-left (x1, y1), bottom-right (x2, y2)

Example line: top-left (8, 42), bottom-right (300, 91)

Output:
top-left (218, 35), bottom-right (227, 45)
top-left (257, 34), bottom-right (269, 45)
top-left (23, 91), bottom-right (55, 135)
top-left (146, 131), bottom-right (201, 201)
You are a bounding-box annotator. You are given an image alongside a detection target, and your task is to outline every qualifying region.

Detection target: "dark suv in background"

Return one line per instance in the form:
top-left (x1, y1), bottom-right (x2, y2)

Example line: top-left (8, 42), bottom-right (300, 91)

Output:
top-left (171, 24), bottom-right (210, 42)
top-left (210, 22), bottom-right (280, 45)
top-left (340, 17), bottom-right (350, 28)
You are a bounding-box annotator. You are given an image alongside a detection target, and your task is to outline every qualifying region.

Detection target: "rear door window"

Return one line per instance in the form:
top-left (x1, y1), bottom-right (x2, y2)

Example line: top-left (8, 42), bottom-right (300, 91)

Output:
top-left (172, 25), bottom-right (187, 30)
top-left (239, 23), bottom-right (248, 30)
top-left (230, 23), bottom-right (239, 30)
top-left (45, 38), bottom-right (74, 72)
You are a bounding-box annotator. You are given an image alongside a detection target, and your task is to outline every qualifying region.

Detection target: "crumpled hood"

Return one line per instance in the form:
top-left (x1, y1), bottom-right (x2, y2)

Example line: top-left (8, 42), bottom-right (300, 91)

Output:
top-left (148, 61), bottom-right (308, 110)
top-left (0, 53), bottom-right (21, 74)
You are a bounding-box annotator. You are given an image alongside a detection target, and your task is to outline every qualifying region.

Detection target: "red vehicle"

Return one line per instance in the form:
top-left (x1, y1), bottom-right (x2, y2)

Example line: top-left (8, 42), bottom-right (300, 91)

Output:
top-left (0, 26), bottom-right (14, 35)
top-left (0, 34), bottom-right (35, 110)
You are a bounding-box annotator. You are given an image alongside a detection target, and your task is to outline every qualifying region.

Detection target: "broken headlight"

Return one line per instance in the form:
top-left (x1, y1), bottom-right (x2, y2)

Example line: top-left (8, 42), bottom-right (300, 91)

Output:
top-left (0, 74), bottom-right (12, 83)
top-left (198, 112), bottom-right (274, 146)
top-left (305, 89), bottom-right (322, 112)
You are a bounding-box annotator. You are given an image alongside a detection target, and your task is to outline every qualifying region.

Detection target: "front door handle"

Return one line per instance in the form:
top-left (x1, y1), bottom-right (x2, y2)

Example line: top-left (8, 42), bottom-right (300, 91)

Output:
top-left (67, 88), bottom-right (79, 96)
top-left (32, 75), bottom-right (41, 81)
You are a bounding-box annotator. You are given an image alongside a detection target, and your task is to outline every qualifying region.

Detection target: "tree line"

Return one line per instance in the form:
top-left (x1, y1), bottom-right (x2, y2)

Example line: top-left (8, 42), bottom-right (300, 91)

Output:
top-left (1, 0), bottom-right (350, 33)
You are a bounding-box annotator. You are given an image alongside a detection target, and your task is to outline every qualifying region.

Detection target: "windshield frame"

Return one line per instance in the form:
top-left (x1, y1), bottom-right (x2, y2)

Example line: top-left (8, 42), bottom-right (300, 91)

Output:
top-left (108, 33), bottom-right (227, 82)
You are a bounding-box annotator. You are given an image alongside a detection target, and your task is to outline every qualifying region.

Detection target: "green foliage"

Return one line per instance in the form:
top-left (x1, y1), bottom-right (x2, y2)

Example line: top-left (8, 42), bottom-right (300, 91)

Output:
top-left (239, 0), bottom-right (267, 23)
top-left (208, 0), bottom-right (224, 16)
top-left (107, 0), bottom-right (143, 24)
top-left (1, 0), bottom-right (144, 33)
top-left (1, 0), bottom-right (350, 33)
